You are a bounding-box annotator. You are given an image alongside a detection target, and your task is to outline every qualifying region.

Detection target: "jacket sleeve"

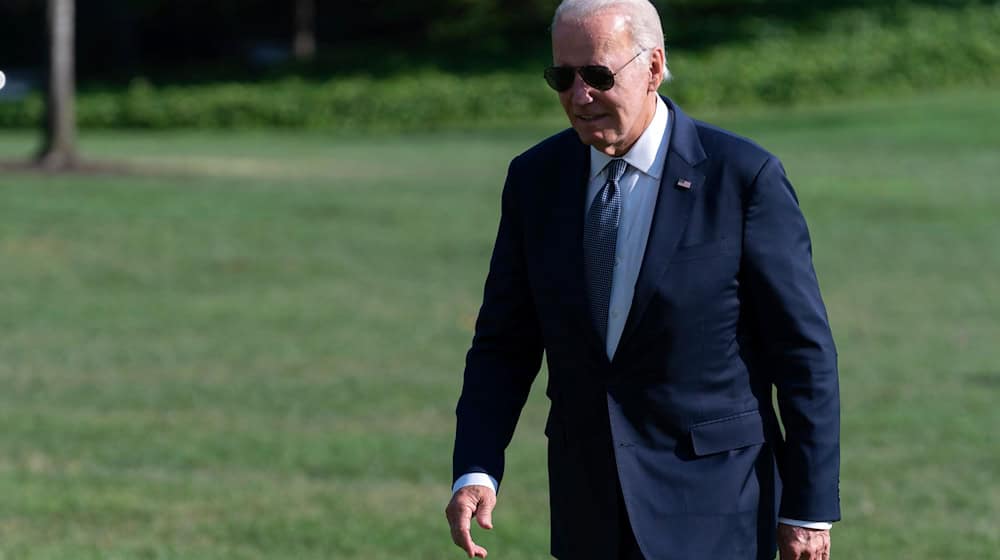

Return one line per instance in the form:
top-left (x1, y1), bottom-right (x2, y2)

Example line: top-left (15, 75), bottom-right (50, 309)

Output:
top-left (741, 156), bottom-right (841, 522)
top-left (452, 157), bottom-right (545, 490)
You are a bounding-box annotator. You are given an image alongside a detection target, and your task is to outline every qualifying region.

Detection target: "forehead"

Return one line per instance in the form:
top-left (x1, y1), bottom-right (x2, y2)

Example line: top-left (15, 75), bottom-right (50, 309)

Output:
top-left (552, 11), bottom-right (633, 65)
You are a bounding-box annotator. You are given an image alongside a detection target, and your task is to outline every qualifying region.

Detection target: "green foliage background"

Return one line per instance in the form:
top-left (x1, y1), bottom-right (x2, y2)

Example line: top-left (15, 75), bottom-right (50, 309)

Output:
top-left (2, 4), bottom-right (999, 130)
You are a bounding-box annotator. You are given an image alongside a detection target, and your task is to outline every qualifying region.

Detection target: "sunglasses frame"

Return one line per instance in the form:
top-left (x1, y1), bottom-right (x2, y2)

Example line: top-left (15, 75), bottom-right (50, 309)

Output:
top-left (544, 49), bottom-right (648, 92)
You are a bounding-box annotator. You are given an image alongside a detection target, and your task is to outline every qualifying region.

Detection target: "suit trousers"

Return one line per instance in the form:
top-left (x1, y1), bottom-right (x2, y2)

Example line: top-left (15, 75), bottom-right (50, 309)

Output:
top-left (552, 492), bottom-right (644, 559)
top-left (551, 473), bottom-right (644, 559)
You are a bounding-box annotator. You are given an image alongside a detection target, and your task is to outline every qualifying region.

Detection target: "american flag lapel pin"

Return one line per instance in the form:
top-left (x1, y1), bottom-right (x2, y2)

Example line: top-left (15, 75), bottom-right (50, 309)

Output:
top-left (676, 179), bottom-right (692, 190)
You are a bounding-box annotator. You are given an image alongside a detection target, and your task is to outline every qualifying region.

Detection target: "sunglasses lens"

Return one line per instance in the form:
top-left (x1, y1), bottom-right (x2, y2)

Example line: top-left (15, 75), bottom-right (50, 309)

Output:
top-left (580, 66), bottom-right (614, 90)
top-left (544, 67), bottom-right (576, 92)
top-left (544, 65), bottom-right (616, 92)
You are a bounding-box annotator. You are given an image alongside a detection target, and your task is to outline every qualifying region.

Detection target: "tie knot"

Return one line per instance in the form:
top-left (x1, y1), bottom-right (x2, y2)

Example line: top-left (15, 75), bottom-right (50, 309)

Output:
top-left (606, 159), bottom-right (628, 184)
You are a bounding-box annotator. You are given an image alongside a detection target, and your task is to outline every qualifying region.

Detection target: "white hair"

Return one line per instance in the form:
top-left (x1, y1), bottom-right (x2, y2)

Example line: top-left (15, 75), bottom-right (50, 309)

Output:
top-left (552, 0), bottom-right (671, 83)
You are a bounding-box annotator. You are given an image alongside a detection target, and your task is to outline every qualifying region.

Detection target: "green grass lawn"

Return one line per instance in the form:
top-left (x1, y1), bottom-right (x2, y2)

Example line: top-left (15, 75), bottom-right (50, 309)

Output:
top-left (0, 88), bottom-right (997, 559)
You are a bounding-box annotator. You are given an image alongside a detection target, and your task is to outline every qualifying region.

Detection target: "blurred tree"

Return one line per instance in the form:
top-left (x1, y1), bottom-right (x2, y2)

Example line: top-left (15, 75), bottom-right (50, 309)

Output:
top-left (294, 0), bottom-right (316, 60)
top-left (0, 0), bottom-right (988, 83)
top-left (38, 0), bottom-right (78, 170)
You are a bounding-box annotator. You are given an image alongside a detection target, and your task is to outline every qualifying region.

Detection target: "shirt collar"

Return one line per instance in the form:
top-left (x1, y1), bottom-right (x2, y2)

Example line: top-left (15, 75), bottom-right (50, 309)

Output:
top-left (589, 96), bottom-right (670, 181)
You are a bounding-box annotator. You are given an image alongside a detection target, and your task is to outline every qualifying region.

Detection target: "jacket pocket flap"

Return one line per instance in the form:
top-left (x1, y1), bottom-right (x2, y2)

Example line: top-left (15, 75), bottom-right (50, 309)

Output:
top-left (689, 411), bottom-right (765, 456)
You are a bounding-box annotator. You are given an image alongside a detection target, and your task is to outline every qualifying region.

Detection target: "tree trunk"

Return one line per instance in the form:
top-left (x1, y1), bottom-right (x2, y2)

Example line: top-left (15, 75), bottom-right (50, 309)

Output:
top-left (38, 0), bottom-right (78, 170)
top-left (293, 0), bottom-right (316, 61)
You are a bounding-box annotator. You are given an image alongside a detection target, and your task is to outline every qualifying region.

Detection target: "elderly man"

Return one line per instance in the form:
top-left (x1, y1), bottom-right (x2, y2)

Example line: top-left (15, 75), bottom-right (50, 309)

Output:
top-left (445, 0), bottom-right (840, 558)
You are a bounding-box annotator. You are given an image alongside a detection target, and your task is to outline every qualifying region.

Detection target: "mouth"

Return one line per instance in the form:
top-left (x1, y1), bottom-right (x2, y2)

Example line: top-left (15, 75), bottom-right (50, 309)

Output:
top-left (575, 113), bottom-right (608, 123)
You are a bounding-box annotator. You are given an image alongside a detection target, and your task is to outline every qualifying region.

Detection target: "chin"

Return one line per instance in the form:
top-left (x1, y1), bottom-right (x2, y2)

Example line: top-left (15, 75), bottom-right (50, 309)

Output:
top-left (580, 133), bottom-right (623, 155)
top-left (575, 127), bottom-right (614, 149)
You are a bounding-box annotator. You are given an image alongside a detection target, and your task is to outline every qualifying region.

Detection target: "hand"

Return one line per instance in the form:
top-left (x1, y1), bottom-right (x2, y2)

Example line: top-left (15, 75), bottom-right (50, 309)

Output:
top-left (777, 523), bottom-right (831, 560)
top-left (445, 484), bottom-right (497, 558)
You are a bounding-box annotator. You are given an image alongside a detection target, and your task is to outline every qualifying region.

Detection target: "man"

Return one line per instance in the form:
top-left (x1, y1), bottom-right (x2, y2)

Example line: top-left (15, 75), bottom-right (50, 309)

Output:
top-left (445, 1), bottom-right (840, 558)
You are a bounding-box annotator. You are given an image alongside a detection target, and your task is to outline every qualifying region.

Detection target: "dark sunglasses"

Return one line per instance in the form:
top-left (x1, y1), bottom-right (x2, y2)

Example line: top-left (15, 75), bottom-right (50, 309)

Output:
top-left (544, 50), bottom-right (647, 92)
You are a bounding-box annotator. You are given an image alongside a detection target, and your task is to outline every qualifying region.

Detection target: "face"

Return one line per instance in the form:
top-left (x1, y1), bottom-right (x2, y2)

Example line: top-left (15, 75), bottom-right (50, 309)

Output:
top-left (551, 10), bottom-right (664, 156)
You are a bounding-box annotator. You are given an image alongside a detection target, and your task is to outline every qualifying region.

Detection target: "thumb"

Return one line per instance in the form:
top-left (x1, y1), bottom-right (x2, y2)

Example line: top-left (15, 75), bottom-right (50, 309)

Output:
top-left (475, 495), bottom-right (495, 530)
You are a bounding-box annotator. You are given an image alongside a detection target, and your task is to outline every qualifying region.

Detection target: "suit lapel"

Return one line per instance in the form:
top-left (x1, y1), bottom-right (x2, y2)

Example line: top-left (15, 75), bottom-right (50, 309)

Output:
top-left (615, 102), bottom-right (708, 359)
top-left (546, 136), bottom-right (609, 361)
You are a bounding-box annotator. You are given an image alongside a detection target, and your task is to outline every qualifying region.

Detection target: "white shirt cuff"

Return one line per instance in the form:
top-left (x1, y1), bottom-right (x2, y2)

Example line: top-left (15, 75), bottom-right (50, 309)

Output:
top-left (778, 517), bottom-right (833, 530)
top-left (452, 472), bottom-right (498, 494)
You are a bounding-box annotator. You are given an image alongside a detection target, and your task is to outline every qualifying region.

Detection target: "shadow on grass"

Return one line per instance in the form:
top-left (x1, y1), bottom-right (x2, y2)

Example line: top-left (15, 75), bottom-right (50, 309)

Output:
top-left (0, 157), bottom-right (247, 180)
top-left (0, 158), bottom-right (145, 176)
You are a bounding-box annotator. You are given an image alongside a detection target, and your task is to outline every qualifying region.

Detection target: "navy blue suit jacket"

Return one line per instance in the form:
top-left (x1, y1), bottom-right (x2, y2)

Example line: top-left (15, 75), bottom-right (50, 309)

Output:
top-left (453, 98), bottom-right (840, 559)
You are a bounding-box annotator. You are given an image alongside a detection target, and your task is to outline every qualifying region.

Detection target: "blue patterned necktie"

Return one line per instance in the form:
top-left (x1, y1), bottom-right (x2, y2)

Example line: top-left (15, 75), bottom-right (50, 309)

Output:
top-left (584, 158), bottom-right (628, 341)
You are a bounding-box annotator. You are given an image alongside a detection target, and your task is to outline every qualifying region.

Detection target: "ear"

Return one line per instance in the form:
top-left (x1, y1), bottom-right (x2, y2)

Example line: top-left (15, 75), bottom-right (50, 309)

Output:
top-left (646, 47), bottom-right (666, 93)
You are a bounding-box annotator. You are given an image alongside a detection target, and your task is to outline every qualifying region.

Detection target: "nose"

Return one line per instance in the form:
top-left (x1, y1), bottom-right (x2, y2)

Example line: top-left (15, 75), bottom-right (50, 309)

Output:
top-left (569, 73), bottom-right (594, 105)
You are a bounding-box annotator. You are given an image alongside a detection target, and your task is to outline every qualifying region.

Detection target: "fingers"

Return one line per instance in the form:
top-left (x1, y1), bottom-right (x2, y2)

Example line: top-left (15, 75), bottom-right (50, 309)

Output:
top-left (476, 492), bottom-right (496, 530)
top-left (449, 503), bottom-right (477, 557)
top-left (446, 486), bottom-right (496, 558)
top-left (777, 524), bottom-right (831, 560)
